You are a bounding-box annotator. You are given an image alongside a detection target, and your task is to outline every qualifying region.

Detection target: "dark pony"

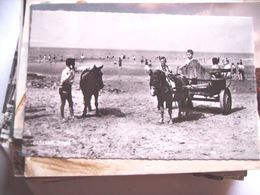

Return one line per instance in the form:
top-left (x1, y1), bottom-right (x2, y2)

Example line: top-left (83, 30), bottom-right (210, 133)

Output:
top-left (169, 73), bottom-right (193, 117)
top-left (149, 70), bottom-right (192, 123)
top-left (80, 65), bottom-right (104, 117)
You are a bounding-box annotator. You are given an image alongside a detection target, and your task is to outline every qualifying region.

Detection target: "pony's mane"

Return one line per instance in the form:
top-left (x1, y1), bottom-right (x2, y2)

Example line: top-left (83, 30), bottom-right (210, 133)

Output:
top-left (82, 68), bottom-right (91, 75)
top-left (150, 69), bottom-right (171, 91)
top-left (152, 69), bottom-right (166, 79)
top-left (150, 69), bottom-right (166, 82)
top-left (77, 65), bottom-right (98, 74)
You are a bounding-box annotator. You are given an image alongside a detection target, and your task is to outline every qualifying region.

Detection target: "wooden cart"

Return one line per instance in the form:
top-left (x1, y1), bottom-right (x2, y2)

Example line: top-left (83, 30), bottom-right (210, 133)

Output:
top-left (187, 69), bottom-right (232, 115)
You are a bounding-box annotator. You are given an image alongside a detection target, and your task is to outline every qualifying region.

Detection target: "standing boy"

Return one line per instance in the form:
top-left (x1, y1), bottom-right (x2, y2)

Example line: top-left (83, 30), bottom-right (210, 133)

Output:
top-left (59, 58), bottom-right (75, 122)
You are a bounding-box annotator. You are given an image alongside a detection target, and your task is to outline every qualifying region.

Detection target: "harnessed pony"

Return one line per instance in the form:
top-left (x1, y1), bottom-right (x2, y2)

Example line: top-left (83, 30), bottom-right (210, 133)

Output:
top-left (149, 70), bottom-right (192, 123)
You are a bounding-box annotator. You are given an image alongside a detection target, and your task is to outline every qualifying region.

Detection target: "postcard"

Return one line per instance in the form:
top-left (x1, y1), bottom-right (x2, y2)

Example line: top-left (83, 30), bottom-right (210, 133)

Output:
top-left (18, 3), bottom-right (259, 161)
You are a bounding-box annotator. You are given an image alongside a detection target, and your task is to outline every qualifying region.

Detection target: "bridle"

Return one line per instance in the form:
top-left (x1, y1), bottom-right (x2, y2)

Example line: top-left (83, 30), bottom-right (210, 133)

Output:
top-left (150, 71), bottom-right (171, 95)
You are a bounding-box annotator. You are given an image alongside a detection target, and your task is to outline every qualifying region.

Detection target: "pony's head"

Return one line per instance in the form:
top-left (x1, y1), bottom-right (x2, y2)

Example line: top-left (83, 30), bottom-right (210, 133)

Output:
top-left (149, 70), bottom-right (167, 96)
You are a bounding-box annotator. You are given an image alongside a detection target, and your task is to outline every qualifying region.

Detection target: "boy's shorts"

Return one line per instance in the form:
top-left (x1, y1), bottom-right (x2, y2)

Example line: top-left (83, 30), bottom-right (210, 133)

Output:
top-left (59, 84), bottom-right (73, 106)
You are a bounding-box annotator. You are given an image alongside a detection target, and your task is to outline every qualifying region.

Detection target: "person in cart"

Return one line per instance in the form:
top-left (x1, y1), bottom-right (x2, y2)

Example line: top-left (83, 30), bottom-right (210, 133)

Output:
top-left (157, 56), bottom-right (172, 75)
top-left (179, 49), bottom-right (210, 83)
top-left (156, 56), bottom-right (176, 88)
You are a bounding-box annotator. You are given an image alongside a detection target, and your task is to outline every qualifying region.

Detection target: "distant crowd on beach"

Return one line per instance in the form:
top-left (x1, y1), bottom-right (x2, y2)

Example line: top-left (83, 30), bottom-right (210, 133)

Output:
top-left (211, 57), bottom-right (245, 81)
top-left (36, 50), bottom-right (246, 81)
top-left (38, 54), bottom-right (63, 63)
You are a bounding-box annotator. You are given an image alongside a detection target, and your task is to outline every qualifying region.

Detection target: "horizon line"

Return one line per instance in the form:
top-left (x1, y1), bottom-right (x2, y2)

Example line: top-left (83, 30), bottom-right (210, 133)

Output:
top-left (29, 46), bottom-right (254, 55)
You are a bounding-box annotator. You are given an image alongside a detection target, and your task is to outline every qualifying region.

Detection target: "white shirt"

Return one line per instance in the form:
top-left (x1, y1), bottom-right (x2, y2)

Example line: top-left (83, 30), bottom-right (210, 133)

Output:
top-left (60, 67), bottom-right (75, 85)
top-left (224, 63), bottom-right (231, 69)
top-left (157, 64), bottom-right (172, 75)
top-left (179, 58), bottom-right (197, 69)
top-left (238, 64), bottom-right (245, 70)
top-left (223, 63), bottom-right (232, 77)
top-left (184, 58), bottom-right (192, 66)
top-left (212, 64), bottom-right (220, 69)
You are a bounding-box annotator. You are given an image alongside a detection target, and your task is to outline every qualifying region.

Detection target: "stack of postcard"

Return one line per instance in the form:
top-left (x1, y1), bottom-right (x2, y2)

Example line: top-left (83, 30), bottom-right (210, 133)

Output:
top-left (2, 1), bottom-right (260, 177)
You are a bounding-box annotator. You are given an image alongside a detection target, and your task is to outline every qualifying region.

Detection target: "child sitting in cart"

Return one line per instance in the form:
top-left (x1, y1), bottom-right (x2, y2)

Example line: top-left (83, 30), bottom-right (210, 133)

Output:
top-left (211, 57), bottom-right (222, 78)
top-left (179, 49), bottom-right (211, 83)
top-left (222, 58), bottom-right (232, 78)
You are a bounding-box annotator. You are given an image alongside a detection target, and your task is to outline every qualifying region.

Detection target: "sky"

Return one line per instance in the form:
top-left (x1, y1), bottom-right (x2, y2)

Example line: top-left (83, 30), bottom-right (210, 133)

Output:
top-left (30, 10), bottom-right (253, 53)
top-left (29, 3), bottom-right (260, 53)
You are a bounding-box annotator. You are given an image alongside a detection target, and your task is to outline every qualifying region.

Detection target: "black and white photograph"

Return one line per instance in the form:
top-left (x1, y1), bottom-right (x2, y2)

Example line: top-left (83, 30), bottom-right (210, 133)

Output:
top-left (22, 3), bottom-right (259, 160)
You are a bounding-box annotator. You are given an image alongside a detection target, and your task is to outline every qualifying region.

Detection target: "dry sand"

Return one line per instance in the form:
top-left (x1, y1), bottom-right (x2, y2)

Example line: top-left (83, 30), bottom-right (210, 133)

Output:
top-left (22, 62), bottom-right (259, 160)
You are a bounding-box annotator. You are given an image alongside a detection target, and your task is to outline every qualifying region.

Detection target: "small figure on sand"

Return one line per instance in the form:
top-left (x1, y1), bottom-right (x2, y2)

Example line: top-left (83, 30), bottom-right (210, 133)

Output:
top-left (80, 53), bottom-right (85, 63)
top-left (118, 57), bottom-right (122, 68)
top-left (238, 59), bottom-right (245, 81)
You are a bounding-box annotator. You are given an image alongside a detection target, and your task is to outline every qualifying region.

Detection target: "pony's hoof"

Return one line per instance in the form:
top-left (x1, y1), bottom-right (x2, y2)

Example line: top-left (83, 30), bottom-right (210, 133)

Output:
top-left (168, 120), bottom-right (173, 124)
top-left (158, 119), bottom-right (164, 124)
top-left (81, 114), bottom-right (87, 118)
top-left (69, 115), bottom-right (75, 120)
top-left (96, 113), bottom-right (101, 117)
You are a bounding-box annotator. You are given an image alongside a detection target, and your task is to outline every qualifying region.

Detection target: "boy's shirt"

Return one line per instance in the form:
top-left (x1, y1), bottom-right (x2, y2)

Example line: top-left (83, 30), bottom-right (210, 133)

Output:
top-left (180, 57), bottom-right (197, 69)
top-left (60, 67), bottom-right (75, 86)
top-left (238, 64), bottom-right (245, 70)
top-left (157, 64), bottom-right (172, 75)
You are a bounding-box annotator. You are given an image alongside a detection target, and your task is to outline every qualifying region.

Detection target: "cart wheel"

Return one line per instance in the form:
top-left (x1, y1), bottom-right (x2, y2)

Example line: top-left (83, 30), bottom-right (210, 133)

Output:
top-left (219, 88), bottom-right (232, 115)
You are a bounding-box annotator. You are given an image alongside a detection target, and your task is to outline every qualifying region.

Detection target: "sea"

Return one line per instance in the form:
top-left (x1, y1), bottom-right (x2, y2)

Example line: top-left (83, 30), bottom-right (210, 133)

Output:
top-left (28, 47), bottom-right (256, 79)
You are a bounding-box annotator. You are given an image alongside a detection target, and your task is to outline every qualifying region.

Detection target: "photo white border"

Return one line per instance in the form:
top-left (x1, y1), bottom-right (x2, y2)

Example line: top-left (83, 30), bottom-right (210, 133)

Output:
top-left (15, 0), bottom-right (260, 177)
